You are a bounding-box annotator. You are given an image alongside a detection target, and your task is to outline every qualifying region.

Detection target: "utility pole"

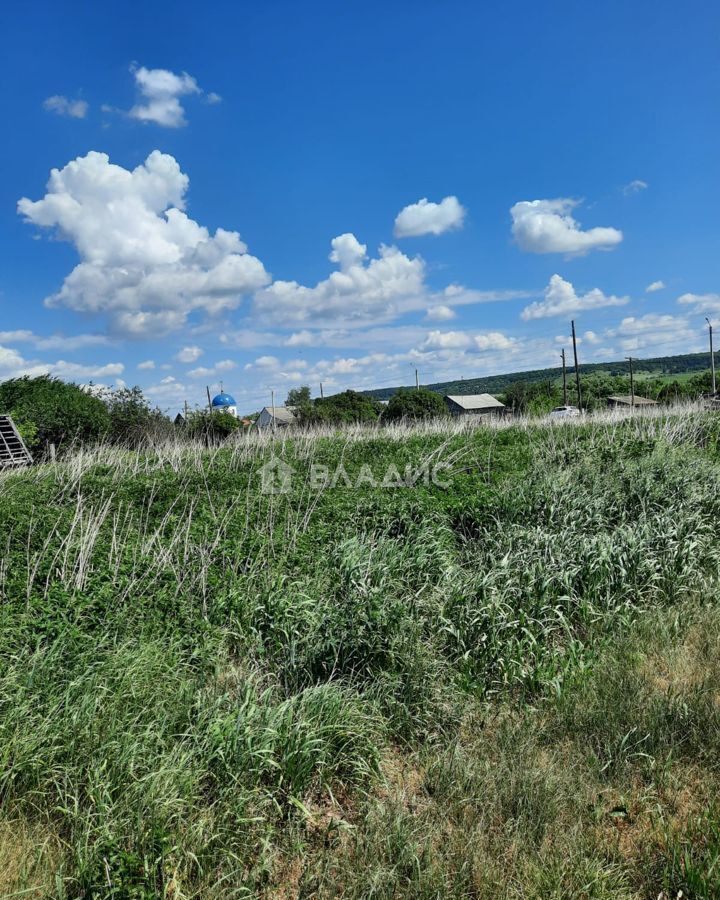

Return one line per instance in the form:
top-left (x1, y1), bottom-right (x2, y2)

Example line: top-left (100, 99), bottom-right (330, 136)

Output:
top-left (184, 399), bottom-right (189, 420)
top-left (707, 318), bottom-right (717, 395)
top-left (561, 349), bottom-right (567, 405)
top-left (319, 382), bottom-right (324, 399)
top-left (571, 320), bottom-right (582, 410)
top-left (625, 356), bottom-right (635, 407)
top-left (206, 385), bottom-right (212, 412)
top-left (271, 390), bottom-right (276, 433)
top-left (415, 368), bottom-right (420, 390)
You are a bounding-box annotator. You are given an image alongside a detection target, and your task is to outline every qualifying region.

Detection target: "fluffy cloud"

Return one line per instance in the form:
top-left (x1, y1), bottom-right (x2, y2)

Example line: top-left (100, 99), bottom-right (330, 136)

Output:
top-left (188, 359), bottom-right (237, 378)
top-left (18, 151), bottom-right (270, 337)
top-left (422, 330), bottom-right (515, 352)
top-left (394, 196), bottom-right (466, 238)
top-left (253, 234), bottom-right (425, 327)
top-left (0, 343), bottom-right (124, 381)
top-left (510, 199), bottom-right (623, 255)
top-left (175, 345), bottom-right (203, 363)
top-left (137, 360), bottom-right (156, 370)
top-left (608, 314), bottom-right (688, 336)
top-left (0, 330), bottom-right (107, 351)
top-left (423, 330), bottom-right (472, 350)
top-left (129, 66), bottom-right (205, 127)
top-left (603, 314), bottom-right (700, 354)
top-left (646, 280), bottom-right (665, 293)
top-left (424, 304), bottom-right (456, 322)
top-left (623, 179), bottom-right (648, 195)
top-left (521, 274), bottom-right (629, 320)
top-left (43, 95), bottom-right (88, 119)
top-left (677, 293), bottom-right (720, 315)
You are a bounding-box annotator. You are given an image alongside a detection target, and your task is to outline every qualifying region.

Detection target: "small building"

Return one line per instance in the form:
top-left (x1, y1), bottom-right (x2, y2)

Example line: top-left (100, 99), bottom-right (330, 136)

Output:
top-left (606, 395), bottom-right (658, 409)
top-left (256, 405), bottom-right (297, 428)
top-left (444, 394), bottom-right (506, 417)
top-left (211, 391), bottom-right (238, 417)
top-left (173, 413), bottom-right (185, 427)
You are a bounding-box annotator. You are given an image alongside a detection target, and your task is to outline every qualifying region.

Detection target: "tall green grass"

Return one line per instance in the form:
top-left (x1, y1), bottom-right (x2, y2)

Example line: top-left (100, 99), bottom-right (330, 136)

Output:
top-left (1, 408), bottom-right (720, 896)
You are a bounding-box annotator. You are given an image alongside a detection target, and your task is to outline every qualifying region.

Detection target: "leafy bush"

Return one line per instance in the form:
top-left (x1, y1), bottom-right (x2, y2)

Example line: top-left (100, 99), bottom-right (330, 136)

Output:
top-left (312, 389), bottom-right (384, 424)
top-left (0, 375), bottom-right (110, 450)
top-left (185, 408), bottom-right (242, 442)
top-left (383, 387), bottom-right (448, 421)
top-left (99, 385), bottom-right (171, 447)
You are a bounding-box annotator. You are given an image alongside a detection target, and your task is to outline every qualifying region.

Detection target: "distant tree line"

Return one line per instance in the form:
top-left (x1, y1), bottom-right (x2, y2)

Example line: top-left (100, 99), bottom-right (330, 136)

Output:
top-left (364, 351), bottom-right (717, 402)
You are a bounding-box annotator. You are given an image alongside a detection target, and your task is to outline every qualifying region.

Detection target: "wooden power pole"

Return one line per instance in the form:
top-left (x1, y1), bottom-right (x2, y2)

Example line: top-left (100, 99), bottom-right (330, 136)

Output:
top-left (561, 349), bottom-right (567, 405)
top-left (625, 356), bottom-right (635, 407)
top-left (707, 318), bottom-right (717, 395)
top-left (415, 368), bottom-right (420, 390)
top-left (571, 320), bottom-right (582, 410)
top-left (206, 385), bottom-right (212, 412)
top-left (319, 382), bottom-right (324, 399)
top-left (271, 389), bottom-right (276, 433)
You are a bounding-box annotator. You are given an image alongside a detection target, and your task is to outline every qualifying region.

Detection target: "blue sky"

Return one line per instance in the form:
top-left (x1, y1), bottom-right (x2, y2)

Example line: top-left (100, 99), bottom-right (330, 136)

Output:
top-left (1, 0), bottom-right (718, 414)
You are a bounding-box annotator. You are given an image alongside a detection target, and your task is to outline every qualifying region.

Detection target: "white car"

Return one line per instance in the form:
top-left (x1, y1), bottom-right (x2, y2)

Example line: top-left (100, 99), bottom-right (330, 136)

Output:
top-left (549, 405), bottom-right (581, 418)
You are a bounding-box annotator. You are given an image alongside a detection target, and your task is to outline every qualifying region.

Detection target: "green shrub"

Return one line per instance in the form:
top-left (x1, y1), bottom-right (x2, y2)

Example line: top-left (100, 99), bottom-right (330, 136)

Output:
top-left (383, 387), bottom-right (449, 421)
top-left (0, 375), bottom-right (110, 450)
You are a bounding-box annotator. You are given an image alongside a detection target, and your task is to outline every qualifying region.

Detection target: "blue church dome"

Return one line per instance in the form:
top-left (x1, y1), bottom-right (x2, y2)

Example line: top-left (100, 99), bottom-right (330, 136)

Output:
top-left (211, 392), bottom-right (236, 408)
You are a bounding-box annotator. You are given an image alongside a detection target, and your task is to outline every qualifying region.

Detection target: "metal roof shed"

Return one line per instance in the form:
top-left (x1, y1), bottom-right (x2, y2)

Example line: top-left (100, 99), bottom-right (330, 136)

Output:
top-left (445, 394), bottom-right (506, 416)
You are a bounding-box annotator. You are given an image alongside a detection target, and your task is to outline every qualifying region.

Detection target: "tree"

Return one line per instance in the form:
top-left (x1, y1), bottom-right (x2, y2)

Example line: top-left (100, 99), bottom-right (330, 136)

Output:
top-left (98, 385), bottom-right (171, 447)
top-left (312, 390), bottom-right (384, 424)
top-left (286, 386), bottom-right (311, 407)
top-left (0, 376), bottom-right (110, 451)
top-left (383, 388), bottom-right (448, 421)
top-left (286, 386), bottom-right (313, 423)
top-left (185, 409), bottom-right (242, 444)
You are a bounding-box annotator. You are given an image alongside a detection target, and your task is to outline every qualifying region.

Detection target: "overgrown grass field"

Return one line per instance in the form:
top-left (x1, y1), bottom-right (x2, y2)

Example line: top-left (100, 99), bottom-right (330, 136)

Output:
top-left (2, 409), bottom-right (720, 898)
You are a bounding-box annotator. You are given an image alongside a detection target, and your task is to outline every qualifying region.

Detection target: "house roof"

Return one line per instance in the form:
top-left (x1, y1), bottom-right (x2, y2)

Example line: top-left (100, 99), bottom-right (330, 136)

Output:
top-left (445, 393), bottom-right (505, 410)
top-left (607, 395), bottom-right (658, 406)
top-left (261, 405), bottom-right (297, 423)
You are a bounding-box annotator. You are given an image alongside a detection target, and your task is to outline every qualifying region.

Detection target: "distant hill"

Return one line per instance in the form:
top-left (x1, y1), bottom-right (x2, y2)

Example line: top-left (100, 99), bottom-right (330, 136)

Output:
top-left (362, 352), bottom-right (712, 400)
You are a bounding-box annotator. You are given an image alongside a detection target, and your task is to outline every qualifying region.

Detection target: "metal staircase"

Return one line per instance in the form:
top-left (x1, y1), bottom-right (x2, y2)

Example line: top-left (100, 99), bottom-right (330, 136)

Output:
top-left (0, 415), bottom-right (33, 469)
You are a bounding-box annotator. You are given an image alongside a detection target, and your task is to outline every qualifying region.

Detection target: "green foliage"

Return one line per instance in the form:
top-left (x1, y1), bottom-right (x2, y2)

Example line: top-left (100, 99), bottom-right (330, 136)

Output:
top-left (286, 385), bottom-right (314, 424)
top-left (0, 375), bottom-right (110, 450)
top-left (99, 384), bottom-right (171, 447)
top-left (365, 350), bottom-right (718, 401)
top-left (311, 389), bottom-right (384, 424)
top-left (184, 408), bottom-right (242, 442)
top-left (383, 387), bottom-right (449, 421)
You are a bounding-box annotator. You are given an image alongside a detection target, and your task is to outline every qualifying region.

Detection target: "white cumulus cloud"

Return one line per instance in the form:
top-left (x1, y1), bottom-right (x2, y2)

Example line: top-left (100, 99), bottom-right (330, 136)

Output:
top-left (510, 198), bottom-right (623, 255)
top-left (43, 95), bottom-right (88, 119)
top-left (646, 280), bottom-right (665, 293)
top-left (677, 293), bottom-right (720, 315)
top-left (521, 274), bottom-right (629, 320)
top-left (253, 235), bottom-right (425, 327)
top-left (424, 304), bottom-right (456, 322)
top-left (175, 345), bottom-right (203, 363)
top-left (394, 196), bottom-right (466, 238)
top-left (128, 66), bottom-right (207, 127)
top-left (17, 150), bottom-right (270, 337)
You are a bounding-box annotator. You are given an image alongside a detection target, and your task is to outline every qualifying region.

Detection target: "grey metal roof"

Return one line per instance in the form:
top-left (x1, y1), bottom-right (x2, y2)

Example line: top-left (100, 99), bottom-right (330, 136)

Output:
top-left (262, 405), bottom-right (297, 423)
top-left (445, 393), bottom-right (505, 410)
top-left (607, 395), bottom-right (658, 406)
